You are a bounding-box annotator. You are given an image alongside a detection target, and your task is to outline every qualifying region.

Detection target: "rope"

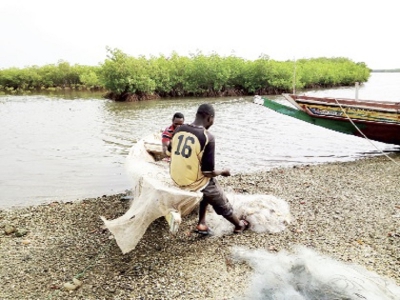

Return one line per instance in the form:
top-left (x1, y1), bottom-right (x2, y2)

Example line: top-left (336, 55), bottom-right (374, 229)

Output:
top-left (334, 98), bottom-right (400, 166)
top-left (47, 239), bottom-right (114, 299)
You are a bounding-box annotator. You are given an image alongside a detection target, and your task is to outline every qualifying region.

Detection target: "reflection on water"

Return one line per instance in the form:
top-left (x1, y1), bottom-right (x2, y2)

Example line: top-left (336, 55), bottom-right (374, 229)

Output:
top-left (0, 73), bottom-right (399, 208)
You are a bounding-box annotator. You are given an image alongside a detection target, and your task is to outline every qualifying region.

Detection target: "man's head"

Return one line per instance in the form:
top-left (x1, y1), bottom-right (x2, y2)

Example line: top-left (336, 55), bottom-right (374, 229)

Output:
top-left (196, 104), bottom-right (215, 129)
top-left (172, 112), bottom-right (184, 127)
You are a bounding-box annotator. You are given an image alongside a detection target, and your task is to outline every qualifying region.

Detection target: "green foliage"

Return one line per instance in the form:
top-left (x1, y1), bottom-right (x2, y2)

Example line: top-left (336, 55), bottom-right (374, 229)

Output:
top-left (77, 65), bottom-right (101, 89)
top-left (168, 52), bottom-right (191, 96)
top-left (99, 47), bottom-right (155, 95)
top-left (184, 51), bottom-right (216, 94)
top-left (296, 57), bottom-right (370, 89)
top-left (0, 49), bottom-right (371, 100)
top-left (0, 61), bottom-right (103, 92)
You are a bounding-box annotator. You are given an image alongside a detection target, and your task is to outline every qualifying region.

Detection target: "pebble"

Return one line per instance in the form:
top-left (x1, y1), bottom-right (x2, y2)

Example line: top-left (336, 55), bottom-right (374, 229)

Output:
top-left (63, 282), bottom-right (77, 291)
top-left (4, 225), bottom-right (16, 235)
top-left (15, 229), bottom-right (28, 237)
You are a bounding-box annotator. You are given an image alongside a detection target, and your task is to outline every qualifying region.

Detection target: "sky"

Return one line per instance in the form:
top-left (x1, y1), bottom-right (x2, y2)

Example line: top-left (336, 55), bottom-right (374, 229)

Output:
top-left (0, 0), bottom-right (399, 70)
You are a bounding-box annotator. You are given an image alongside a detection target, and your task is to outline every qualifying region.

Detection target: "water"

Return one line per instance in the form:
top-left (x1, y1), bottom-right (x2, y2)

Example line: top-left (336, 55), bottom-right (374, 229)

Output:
top-left (0, 73), bottom-right (399, 208)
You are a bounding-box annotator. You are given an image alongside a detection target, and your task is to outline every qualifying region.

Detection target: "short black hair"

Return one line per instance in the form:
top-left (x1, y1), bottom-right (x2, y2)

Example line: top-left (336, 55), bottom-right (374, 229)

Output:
top-left (196, 104), bottom-right (214, 118)
top-left (173, 112), bottom-right (184, 119)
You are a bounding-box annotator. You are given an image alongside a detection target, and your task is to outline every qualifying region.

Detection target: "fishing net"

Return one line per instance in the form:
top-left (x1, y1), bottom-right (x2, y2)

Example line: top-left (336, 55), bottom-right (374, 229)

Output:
top-left (101, 134), bottom-right (292, 254)
top-left (101, 135), bottom-right (203, 254)
top-left (203, 191), bottom-right (291, 237)
top-left (231, 245), bottom-right (400, 300)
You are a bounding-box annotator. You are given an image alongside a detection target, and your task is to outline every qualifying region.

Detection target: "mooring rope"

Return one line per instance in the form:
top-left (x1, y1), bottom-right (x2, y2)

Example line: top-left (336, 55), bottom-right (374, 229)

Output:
top-left (334, 98), bottom-right (400, 166)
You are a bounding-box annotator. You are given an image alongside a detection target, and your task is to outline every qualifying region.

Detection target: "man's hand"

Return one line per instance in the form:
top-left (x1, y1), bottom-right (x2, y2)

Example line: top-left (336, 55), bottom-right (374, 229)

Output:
top-left (221, 169), bottom-right (231, 177)
top-left (202, 169), bottom-right (231, 178)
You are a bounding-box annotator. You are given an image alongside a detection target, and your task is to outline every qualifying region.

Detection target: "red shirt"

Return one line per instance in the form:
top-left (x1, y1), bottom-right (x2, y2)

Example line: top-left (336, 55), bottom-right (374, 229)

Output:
top-left (161, 124), bottom-right (176, 143)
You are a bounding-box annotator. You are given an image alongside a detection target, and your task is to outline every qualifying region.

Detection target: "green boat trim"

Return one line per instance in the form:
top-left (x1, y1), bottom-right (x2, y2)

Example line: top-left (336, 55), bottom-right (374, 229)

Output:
top-left (254, 96), bottom-right (362, 135)
top-left (254, 95), bottom-right (400, 145)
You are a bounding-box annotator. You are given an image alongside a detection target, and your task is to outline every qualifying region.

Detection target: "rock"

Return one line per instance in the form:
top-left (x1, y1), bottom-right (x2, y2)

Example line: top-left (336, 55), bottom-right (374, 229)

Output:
top-left (72, 278), bottom-right (83, 287)
top-left (15, 229), bottom-right (28, 237)
top-left (120, 196), bottom-right (134, 202)
top-left (4, 225), bottom-right (16, 235)
top-left (63, 282), bottom-right (77, 291)
top-left (63, 278), bottom-right (82, 291)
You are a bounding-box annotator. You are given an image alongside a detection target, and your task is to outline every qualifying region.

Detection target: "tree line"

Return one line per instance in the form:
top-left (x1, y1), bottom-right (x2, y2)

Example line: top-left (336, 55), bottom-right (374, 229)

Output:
top-left (0, 47), bottom-right (370, 101)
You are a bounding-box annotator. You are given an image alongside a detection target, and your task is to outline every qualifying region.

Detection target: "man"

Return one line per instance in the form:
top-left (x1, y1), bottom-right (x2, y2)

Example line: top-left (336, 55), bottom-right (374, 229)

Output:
top-left (169, 103), bottom-right (249, 235)
top-left (161, 112), bottom-right (184, 156)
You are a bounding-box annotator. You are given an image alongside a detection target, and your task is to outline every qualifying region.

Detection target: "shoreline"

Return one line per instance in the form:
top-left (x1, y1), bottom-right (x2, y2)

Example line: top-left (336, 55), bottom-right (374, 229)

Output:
top-left (1, 154), bottom-right (399, 299)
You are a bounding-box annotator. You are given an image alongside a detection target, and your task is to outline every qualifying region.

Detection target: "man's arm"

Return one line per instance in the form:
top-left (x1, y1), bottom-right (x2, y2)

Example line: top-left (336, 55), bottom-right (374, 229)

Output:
top-left (162, 140), bottom-right (170, 156)
top-left (161, 126), bottom-right (173, 156)
top-left (201, 132), bottom-right (230, 178)
top-left (202, 169), bottom-right (231, 177)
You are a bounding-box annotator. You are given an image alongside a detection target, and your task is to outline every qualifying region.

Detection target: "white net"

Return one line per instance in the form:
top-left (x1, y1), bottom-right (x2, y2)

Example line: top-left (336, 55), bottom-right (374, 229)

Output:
top-left (203, 192), bottom-right (292, 237)
top-left (101, 136), bottom-right (203, 254)
top-left (101, 134), bottom-right (292, 254)
top-left (231, 245), bottom-right (400, 300)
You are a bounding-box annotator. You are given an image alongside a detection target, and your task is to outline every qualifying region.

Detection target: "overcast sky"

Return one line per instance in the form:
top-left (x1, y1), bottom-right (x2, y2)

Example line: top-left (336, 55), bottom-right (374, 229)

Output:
top-left (1, 0), bottom-right (398, 70)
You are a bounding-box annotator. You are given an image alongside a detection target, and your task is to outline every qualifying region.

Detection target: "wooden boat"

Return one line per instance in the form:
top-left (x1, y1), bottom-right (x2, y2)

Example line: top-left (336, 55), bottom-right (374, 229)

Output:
top-left (254, 94), bottom-right (400, 145)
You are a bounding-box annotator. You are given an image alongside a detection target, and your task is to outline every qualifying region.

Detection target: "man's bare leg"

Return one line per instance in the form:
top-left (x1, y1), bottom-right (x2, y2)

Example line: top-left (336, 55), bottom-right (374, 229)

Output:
top-left (224, 214), bottom-right (249, 233)
top-left (196, 199), bottom-right (209, 231)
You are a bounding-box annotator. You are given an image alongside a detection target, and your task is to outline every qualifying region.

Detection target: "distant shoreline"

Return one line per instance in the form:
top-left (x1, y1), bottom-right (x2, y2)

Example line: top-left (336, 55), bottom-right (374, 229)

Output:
top-left (371, 69), bottom-right (400, 72)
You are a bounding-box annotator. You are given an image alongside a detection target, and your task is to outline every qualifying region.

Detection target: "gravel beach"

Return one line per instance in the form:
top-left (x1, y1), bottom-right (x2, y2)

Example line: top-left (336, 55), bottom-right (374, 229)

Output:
top-left (1, 154), bottom-right (399, 299)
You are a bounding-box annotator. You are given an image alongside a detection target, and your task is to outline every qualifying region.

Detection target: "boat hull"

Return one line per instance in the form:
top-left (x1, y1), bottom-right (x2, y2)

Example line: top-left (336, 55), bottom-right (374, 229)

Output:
top-left (284, 94), bottom-right (400, 124)
top-left (254, 95), bottom-right (400, 145)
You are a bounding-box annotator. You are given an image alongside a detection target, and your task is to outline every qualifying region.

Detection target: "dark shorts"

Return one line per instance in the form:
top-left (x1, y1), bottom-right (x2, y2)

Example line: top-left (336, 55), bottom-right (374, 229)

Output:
top-left (200, 178), bottom-right (233, 216)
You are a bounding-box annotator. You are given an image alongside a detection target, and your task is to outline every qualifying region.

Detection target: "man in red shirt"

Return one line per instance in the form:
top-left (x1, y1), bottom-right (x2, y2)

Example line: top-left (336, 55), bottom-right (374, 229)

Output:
top-left (162, 112), bottom-right (184, 156)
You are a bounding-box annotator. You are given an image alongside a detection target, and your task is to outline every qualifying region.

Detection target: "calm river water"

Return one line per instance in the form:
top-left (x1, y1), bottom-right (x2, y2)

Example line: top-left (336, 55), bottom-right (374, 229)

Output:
top-left (1, 73), bottom-right (399, 208)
